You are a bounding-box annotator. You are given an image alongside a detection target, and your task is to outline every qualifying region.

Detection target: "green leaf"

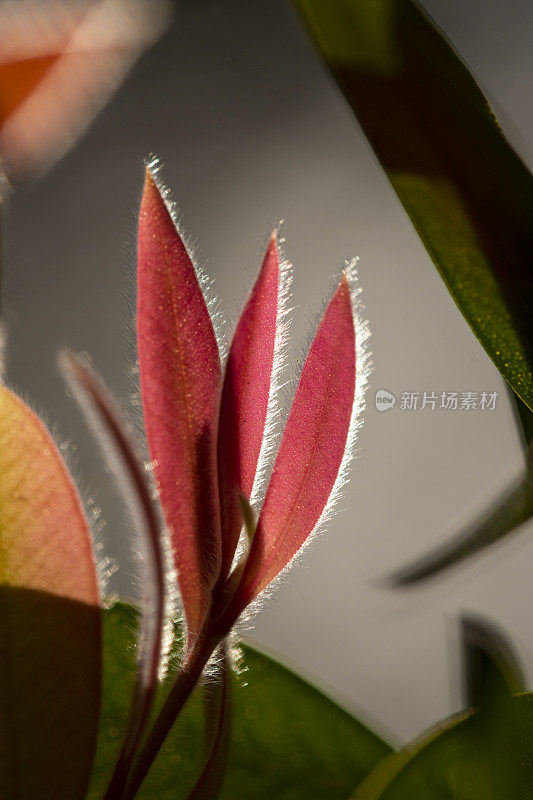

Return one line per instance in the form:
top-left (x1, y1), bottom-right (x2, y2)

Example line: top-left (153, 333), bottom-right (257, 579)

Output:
top-left (353, 616), bottom-right (532, 799)
top-left (390, 442), bottom-right (533, 584)
top-left (460, 614), bottom-right (525, 709)
top-left (295, 0), bottom-right (533, 417)
top-left (89, 604), bottom-right (391, 799)
top-left (352, 698), bottom-right (533, 800)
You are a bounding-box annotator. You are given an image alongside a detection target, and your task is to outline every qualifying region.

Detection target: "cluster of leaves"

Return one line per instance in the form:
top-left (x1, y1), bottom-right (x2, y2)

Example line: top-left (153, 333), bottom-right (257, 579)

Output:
top-left (1, 0), bottom-right (533, 798)
top-left (0, 154), bottom-right (363, 798)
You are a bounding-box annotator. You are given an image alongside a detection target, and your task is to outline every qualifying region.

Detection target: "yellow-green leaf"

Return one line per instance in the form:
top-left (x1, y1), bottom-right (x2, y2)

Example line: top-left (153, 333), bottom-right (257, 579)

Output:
top-left (0, 385), bottom-right (101, 800)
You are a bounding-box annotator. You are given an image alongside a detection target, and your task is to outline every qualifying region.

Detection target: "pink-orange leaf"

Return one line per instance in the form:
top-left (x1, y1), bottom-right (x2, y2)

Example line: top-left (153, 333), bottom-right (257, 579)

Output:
top-left (0, 385), bottom-right (101, 800)
top-left (137, 169), bottom-right (222, 637)
top-left (217, 233), bottom-right (281, 581)
top-left (0, 0), bottom-right (169, 183)
top-left (228, 275), bottom-right (356, 618)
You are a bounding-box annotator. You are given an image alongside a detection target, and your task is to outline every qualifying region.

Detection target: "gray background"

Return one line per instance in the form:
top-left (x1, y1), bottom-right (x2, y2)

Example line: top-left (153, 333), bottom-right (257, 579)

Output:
top-left (3, 0), bottom-right (533, 743)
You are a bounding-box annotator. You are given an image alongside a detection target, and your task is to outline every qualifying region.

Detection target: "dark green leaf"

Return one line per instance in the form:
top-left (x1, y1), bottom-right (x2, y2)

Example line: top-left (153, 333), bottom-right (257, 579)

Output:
top-left (461, 614), bottom-right (525, 710)
top-left (353, 616), bottom-right (532, 799)
top-left (88, 604), bottom-right (391, 800)
top-left (0, 589), bottom-right (101, 800)
top-left (296, 0), bottom-right (533, 417)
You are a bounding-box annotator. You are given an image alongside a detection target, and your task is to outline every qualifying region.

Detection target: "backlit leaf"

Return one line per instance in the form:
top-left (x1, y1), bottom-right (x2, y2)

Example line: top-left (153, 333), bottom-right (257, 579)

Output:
top-left (217, 232), bottom-right (282, 582)
top-left (137, 168), bottom-right (222, 637)
top-left (228, 274), bottom-right (356, 617)
top-left (296, 0), bottom-right (533, 416)
top-left (0, 385), bottom-right (101, 800)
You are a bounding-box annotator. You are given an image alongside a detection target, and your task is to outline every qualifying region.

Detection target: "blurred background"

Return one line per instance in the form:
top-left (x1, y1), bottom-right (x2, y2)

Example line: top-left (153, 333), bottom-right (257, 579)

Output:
top-left (2, 0), bottom-right (533, 745)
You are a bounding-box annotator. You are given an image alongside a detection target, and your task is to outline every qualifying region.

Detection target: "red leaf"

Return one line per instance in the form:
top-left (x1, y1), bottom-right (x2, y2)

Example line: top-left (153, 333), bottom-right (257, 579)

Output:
top-left (137, 168), bottom-right (222, 637)
top-left (229, 274), bottom-right (356, 616)
top-left (217, 233), bottom-right (282, 581)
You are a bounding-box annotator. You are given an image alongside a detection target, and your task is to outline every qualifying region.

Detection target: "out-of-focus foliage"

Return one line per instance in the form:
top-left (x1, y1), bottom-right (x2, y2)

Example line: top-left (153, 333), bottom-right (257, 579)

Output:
top-left (353, 616), bottom-right (532, 798)
top-left (296, 0), bottom-right (533, 427)
top-left (296, 0), bottom-right (533, 579)
top-left (0, 0), bottom-right (169, 185)
top-left (353, 695), bottom-right (533, 799)
top-left (391, 443), bottom-right (533, 584)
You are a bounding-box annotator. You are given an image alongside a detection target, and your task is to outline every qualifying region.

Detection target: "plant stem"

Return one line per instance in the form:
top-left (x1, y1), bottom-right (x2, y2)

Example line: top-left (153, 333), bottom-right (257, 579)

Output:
top-left (102, 682), bottom-right (150, 800)
top-left (122, 627), bottom-right (221, 800)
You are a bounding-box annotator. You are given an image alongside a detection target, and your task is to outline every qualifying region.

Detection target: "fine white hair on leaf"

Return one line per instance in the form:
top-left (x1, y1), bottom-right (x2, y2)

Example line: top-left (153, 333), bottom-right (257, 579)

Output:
top-left (317, 259), bottom-right (372, 531)
top-left (119, 162), bottom-right (186, 653)
top-left (84, 496), bottom-right (118, 606)
top-left (249, 221), bottom-right (293, 513)
top-left (143, 154), bottom-right (228, 364)
top-left (157, 525), bottom-right (182, 679)
top-left (55, 428), bottom-right (117, 604)
top-left (53, 429), bottom-right (118, 605)
top-left (225, 224), bottom-right (293, 576)
top-left (233, 260), bottom-right (372, 633)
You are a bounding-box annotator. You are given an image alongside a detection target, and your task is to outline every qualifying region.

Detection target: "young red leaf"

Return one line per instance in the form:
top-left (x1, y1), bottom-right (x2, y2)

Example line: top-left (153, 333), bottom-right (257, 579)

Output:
top-left (0, 385), bottom-right (101, 800)
top-left (227, 274), bottom-right (356, 618)
top-left (217, 233), bottom-right (282, 581)
top-left (137, 168), bottom-right (222, 638)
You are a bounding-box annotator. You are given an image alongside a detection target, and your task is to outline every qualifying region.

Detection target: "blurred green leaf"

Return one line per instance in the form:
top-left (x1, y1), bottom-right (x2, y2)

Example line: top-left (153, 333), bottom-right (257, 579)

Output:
top-left (296, 0), bottom-right (533, 420)
top-left (353, 615), bottom-right (532, 799)
top-left (352, 696), bottom-right (533, 799)
top-left (460, 614), bottom-right (525, 709)
top-left (390, 443), bottom-right (533, 584)
top-left (89, 604), bottom-right (391, 800)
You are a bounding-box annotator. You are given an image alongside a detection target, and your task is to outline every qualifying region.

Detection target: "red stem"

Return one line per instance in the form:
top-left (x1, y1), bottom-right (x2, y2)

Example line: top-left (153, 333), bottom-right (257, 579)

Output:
top-left (122, 626), bottom-right (222, 800)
